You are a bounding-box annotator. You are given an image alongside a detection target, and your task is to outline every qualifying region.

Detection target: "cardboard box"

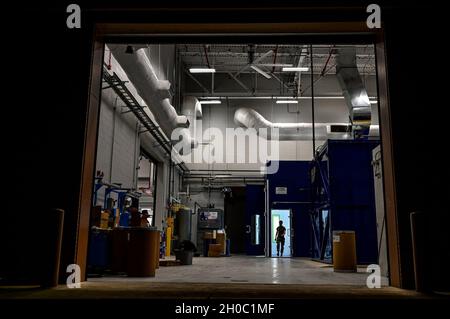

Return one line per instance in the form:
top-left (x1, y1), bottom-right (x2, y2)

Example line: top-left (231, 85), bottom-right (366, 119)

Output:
top-left (208, 243), bottom-right (223, 257)
top-left (216, 233), bottom-right (226, 254)
top-left (203, 231), bottom-right (216, 239)
top-left (100, 211), bottom-right (110, 229)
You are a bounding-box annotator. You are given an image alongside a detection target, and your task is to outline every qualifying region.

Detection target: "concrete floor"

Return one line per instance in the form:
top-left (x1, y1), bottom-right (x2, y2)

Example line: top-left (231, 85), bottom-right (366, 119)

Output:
top-left (90, 255), bottom-right (389, 286)
top-left (9, 256), bottom-right (437, 301)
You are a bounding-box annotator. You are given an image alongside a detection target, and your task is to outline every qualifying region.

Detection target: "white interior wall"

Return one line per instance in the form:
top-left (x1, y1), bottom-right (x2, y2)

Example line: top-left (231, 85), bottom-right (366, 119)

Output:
top-left (181, 73), bottom-right (379, 171)
top-left (96, 45), bottom-right (182, 232)
top-left (94, 84), bottom-right (140, 206)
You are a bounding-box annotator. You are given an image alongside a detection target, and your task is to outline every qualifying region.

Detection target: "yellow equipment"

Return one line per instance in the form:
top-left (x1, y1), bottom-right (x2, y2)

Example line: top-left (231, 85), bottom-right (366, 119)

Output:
top-left (165, 217), bottom-right (174, 257)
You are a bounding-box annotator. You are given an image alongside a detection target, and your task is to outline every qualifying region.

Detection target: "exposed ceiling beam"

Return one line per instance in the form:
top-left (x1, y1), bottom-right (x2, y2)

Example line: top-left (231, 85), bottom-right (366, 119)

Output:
top-left (233, 49), bottom-right (274, 77)
top-left (268, 70), bottom-right (292, 92)
top-left (226, 72), bottom-right (252, 93)
top-left (184, 69), bottom-right (210, 93)
top-left (295, 46), bottom-right (309, 96)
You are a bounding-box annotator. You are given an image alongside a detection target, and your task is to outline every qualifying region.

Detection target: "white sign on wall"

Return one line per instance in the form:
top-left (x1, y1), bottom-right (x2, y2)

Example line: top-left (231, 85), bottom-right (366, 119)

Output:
top-left (275, 187), bottom-right (288, 195)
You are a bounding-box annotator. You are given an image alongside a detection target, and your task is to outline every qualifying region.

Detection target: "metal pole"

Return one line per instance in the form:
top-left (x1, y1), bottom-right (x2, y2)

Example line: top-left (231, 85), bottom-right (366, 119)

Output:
top-left (310, 45), bottom-right (316, 157)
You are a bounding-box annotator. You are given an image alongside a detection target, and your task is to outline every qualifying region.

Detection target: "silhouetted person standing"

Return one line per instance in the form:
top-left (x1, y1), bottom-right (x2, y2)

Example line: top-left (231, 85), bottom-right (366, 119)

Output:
top-left (275, 220), bottom-right (286, 256)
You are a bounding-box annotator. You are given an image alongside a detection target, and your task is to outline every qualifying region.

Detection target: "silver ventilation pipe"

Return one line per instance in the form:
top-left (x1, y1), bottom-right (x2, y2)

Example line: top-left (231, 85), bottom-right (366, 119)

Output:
top-left (234, 107), bottom-right (353, 140)
top-left (113, 48), bottom-right (196, 154)
top-left (182, 96), bottom-right (203, 141)
top-left (336, 47), bottom-right (372, 137)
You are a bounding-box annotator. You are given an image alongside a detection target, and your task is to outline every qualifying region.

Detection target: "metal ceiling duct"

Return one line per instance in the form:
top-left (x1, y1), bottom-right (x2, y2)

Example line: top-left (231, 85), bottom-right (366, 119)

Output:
top-left (113, 48), bottom-right (196, 154)
top-left (234, 107), bottom-right (352, 140)
top-left (336, 47), bottom-right (372, 137)
top-left (182, 95), bottom-right (202, 139)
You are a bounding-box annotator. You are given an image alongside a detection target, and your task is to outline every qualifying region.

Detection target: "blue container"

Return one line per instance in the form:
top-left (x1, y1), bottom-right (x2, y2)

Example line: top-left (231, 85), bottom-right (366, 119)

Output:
top-left (87, 229), bottom-right (109, 268)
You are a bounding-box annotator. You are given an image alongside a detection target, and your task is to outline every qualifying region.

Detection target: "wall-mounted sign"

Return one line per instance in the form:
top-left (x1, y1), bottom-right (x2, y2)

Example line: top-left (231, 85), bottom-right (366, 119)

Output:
top-left (275, 187), bottom-right (288, 195)
top-left (207, 211), bottom-right (218, 219)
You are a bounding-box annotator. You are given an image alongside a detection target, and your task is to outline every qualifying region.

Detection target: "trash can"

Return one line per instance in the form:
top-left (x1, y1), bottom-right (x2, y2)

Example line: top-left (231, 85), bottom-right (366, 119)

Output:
top-left (332, 230), bottom-right (357, 272)
top-left (127, 227), bottom-right (159, 277)
top-left (175, 250), bottom-right (194, 265)
top-left (174, 240), bottom-right (196, 265)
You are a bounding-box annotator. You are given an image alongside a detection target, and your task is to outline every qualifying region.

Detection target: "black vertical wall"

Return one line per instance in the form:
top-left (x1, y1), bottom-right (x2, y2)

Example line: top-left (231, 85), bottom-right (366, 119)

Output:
top-left (224, 188), bottom-right (246, 254)
top-left (3, 1), bottom-right (449, 290)
top-left (382, 5), bottom-right (449, 290)
top-left (4, 2), bottom-right (95, 282)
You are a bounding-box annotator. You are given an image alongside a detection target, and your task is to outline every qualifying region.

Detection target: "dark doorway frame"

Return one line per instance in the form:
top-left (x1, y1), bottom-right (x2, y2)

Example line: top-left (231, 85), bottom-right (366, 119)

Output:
top-left (77, 22), bottom-right (401, 287)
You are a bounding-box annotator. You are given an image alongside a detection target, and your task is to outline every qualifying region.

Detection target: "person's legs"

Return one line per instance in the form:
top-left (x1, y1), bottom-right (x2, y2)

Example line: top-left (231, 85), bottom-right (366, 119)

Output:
top-left (280, 238), bottom-right (285, 256)
top-left (276, 240), bottom-right (280, 256)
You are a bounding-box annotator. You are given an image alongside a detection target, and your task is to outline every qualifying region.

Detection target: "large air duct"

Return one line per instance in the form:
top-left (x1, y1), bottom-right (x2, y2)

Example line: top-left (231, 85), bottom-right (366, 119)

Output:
top-left (182, 96), bottom-right (202, 142)
top-left (234, 107), bottom-right (353, 140)
top-left (336, 48), bottom-right (372, 138)
top-left (113, 48), bottom-right (196, 154)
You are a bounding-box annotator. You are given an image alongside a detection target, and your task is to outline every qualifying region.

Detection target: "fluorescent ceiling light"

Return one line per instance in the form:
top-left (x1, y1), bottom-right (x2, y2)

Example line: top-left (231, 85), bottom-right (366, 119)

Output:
top-left (256, 63), bottom-right (293, 67)
top-left (297, 96), bottom-right (345, 100)
top-left (198, 96), bottom-right (347, 100)
top-left (369, 100), bottom-right (378, 104)
top-left (199, 100), bottom-right (221, 104)
top-left (282, 67), bottom-right (309, 72)
top-left (189, 68), bottom-right (216, 73)
top-left (276, 100), bottom-right (298, 104)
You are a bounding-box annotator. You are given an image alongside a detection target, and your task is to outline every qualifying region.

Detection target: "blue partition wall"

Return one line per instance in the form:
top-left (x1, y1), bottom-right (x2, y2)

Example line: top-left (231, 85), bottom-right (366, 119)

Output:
top-left (266, 161), bottom-right (311, 257)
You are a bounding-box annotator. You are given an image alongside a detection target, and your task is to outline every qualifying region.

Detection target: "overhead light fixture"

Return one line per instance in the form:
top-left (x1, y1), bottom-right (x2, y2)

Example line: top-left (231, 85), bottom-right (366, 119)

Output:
top-left (282, 67), bottom-right (309, 72)
top-left (189, 68), bottom-right (216, 73)
top-left (199, 100), bottom-right (221, 104)
top-left (250, 65), bottom-right (271, 79)
top-left (256, 63), bottom-right (293, 67)
top-left (276, 100), bottom-right (298, 104)
top-left (297, 96), bottom-right (345, 100)
top-left (369, 100), bottom-right (378, 104)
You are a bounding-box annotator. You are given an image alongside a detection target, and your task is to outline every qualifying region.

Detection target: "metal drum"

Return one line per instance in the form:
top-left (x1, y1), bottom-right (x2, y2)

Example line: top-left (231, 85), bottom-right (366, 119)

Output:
top-left (332, 230), bottom-right (357, 272)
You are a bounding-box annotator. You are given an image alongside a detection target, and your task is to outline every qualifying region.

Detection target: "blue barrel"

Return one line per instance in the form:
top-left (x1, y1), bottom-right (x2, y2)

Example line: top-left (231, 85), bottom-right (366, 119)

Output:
top-left (88, 229), bottom-right (109, 267)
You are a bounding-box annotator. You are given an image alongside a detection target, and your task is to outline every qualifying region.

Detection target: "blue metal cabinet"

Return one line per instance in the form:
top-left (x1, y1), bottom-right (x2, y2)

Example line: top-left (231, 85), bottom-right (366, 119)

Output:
top-left (311, 139), bottom-right (379, 264)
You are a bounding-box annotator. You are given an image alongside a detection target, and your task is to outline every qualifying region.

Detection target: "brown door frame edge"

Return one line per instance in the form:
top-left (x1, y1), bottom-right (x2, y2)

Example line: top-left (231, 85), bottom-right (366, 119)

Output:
top-left (77, 22), bottom-right (402, 287)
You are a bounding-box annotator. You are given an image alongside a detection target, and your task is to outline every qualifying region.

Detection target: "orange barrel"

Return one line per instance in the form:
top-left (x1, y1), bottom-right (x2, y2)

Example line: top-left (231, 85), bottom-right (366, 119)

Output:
top-left (111, 227), bottom-right (130, 273)
top-left (127, 227), bottom-right (159, 277)
top-left (332, 230), bottom-right (357, 272)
